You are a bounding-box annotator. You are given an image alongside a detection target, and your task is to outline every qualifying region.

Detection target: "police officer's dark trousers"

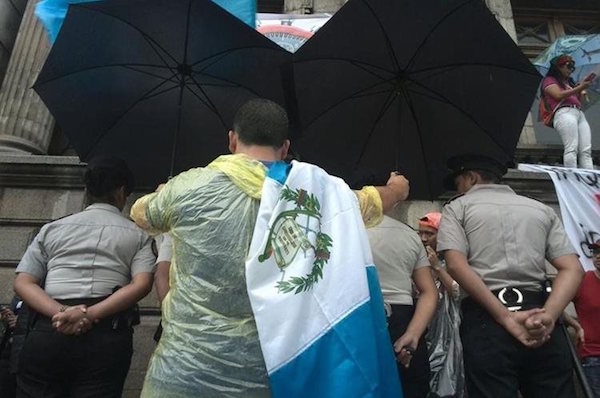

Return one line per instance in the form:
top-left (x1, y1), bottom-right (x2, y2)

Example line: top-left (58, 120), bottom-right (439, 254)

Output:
top-left (15, 313), bottom-right (132, 398)
top-left (388, 304), bottom-right (431, 398)
top-left (460, 300), bottom-right (575, 398)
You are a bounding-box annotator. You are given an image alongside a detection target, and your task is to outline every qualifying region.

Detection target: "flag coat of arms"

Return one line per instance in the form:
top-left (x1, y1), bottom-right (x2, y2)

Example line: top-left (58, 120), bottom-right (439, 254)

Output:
top-left (246, 161), bottom-right (402, 397)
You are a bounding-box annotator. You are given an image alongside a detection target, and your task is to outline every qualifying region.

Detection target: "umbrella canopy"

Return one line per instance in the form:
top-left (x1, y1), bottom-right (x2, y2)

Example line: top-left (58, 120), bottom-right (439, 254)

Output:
top-left (290, 0), bottom-right (541, 199)
top-left (533, 34), bottom-right (600, 110)
top-left (34, 0), bottom-right (290, 189)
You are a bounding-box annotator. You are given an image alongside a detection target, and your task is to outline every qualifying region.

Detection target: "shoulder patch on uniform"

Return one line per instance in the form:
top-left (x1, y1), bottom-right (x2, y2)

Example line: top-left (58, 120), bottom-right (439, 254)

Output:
top-left (443, 193), bottom-right (464, 206)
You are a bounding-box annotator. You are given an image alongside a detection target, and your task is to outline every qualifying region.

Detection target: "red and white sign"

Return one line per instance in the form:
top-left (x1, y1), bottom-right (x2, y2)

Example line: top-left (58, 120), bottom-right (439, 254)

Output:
top-left (256, 13), bottom-right (331, 53)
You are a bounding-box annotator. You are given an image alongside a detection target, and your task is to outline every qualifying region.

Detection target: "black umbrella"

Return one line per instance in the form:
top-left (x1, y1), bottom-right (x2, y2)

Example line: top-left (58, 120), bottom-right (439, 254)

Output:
top-left (290, 0), bottom-right (541, 199)
top-left (34, 0), bottom-right (291, 189)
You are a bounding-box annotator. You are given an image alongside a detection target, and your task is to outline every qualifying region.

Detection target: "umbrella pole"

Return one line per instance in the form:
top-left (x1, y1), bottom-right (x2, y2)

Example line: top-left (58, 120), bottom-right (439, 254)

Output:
top-left (395, 92), bottom-right (402, 173)
top-left (169, 85), bottom-right (185, 179)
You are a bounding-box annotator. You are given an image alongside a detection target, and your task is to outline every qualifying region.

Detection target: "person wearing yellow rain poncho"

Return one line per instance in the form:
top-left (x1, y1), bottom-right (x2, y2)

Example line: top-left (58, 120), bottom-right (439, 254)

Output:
top-left (130, 99), bottom-right (410, 398)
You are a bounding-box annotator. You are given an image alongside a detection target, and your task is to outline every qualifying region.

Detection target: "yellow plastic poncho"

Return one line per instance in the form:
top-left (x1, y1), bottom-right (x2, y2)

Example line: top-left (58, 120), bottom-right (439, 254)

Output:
top-left (130, 154), bottom-right (383, 398)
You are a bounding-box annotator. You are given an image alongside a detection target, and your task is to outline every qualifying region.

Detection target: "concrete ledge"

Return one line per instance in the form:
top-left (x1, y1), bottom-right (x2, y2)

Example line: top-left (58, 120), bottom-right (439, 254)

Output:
top-left (515, 145), bottom-right (600, 167)
top-left (0, 155), bottom-right (84, 188)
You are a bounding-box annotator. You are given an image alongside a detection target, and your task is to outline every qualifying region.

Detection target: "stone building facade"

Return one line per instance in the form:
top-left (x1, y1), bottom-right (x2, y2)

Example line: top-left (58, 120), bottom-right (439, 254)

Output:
top-left (0, 0), bottom-right (598, 396)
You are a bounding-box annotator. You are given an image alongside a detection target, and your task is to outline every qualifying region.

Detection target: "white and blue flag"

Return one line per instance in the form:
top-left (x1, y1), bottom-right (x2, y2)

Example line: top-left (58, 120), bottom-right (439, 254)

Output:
top-left (36, 0), bottom-right (257, 44)
top-left (246, 161), bottom-right (402, 397)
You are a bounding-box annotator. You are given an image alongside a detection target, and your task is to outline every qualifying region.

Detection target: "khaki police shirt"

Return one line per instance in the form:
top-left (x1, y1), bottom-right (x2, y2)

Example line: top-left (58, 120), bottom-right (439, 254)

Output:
top-left (437, 184), bottom-right (576, 292)
top-left (367, 215), bottom-right (430, 305)
top-left (16, 203), bottom-right (156, 299)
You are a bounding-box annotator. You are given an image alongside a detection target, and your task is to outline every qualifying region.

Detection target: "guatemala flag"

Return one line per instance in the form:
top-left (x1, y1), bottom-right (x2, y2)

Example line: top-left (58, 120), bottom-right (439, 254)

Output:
top-left (246, 161), bottom-right (403, 398)
top-left (36, 0), bottom-right (257, 44)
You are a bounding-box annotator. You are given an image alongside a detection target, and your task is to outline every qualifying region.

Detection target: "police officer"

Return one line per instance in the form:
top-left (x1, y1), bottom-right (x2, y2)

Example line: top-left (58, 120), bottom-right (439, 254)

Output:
top-left (367, 216), bottom-right (438, 398)
top-left (14, 156), bottom-right (156, 398)
top-left (437, 154), bottom-right (584, 398)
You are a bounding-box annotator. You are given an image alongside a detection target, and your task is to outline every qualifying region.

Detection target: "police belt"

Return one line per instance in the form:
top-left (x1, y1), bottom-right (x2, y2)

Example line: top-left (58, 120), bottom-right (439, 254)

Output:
top-left (32, 296), bottom-right (139, 332)
top-left (462, 287), bottom-right (546, 313)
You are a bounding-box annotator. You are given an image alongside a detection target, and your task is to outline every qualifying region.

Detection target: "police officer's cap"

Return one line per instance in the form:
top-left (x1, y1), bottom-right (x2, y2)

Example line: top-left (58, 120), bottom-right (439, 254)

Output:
top-left (86, 155), bottom-right (135, 195)
top-left (443, 154), bottom-right (509, 191)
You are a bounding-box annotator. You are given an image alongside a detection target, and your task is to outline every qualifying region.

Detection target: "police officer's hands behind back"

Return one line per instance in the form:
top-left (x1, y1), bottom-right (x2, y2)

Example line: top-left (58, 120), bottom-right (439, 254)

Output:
top-left (52, 305), bottom-right (93, 335)
top-left (524, 311), bottom-right (556, 341)
top-left (504, 308), bottom-right (552, 348)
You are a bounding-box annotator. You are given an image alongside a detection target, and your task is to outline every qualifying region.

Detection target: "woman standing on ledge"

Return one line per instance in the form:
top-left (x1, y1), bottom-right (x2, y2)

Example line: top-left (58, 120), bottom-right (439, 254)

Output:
top-left (542, 54), bottom-right (595, 169)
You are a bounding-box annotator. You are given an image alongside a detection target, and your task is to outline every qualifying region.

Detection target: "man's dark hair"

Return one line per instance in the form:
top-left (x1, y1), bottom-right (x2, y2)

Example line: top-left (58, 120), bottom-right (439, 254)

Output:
top-left (233, 98), bottom-right (288, 148)
top-left (471, 169), bottom-right (501, 184)
top-left (84, 156), bottom-right (135, 205)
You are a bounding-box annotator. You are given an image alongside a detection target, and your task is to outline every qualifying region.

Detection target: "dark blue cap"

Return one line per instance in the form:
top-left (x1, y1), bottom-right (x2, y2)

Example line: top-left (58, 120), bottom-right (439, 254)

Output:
top-left (443, 154), bottom-right (509, 191)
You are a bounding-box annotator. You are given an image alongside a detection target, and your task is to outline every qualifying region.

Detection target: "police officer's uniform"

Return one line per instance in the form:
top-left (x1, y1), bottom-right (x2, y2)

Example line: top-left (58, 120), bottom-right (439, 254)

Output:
top-left (437, 154), bottom-right (577, 398)
top-left (15, 158), bottom-right (156, 398)
top-left (367, 216), bottom-right (432, 398)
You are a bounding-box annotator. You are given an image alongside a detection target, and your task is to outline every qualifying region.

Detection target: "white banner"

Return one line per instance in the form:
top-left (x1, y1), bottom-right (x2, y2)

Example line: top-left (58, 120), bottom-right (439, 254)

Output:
top-left (519, 164), bottom-right (600, 271)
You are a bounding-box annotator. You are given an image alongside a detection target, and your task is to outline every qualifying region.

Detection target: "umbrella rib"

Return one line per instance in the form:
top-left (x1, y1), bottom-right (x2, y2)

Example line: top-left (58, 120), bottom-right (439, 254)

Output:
top-left (404, 87), bottom-right (456, 104)
top-left (34, 63), bottom-right (172, 87)
top-left (398, 89), bottom-right (434, 199)
top-left (193, 51), bottom-right (231, 73)
top-left (185, 73), bottom-right (228, 129)
top-left (190, 45), bottom-right (289, 69)
top-left (74, 4), bottom-right (179, 67)
top-left (195, 72), bottom-right (262, 97)
top-left (122, 65), bottom-right (180, 84)
top-left (405, 0), bottom-right (474, 71)
top-left (351, 89), bottom-right (397, 99)
top-left (181, 85), bottom-right (215, 116)
top-left (191, 81), bottom-right (238, 88)
top-left (406, 78), bottom-right (510, 155)
top-left (143, 37), bottom-right (180, 75)
top-left (138, 83), bottom-right (180, 102)
top-left (81, 76), bottom-right (179, 159)
top-left (359, 0), bottom-right (400, 71)
top-left (355, 89), bottom-right (399, 167)
top-left (410, 62), bottom-right (541, 77)
top-left (303, 79), bottom-right (396, 129)
top-left (182, 0), bottom-right (193, 65)
top-left (349, 60), bottom-right (392, 82)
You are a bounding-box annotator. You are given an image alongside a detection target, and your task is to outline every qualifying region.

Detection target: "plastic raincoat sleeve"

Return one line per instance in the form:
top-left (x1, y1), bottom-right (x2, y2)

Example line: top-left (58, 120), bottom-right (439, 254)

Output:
top-left (354, 186), bottom-right (383, 228)
top-left (130, 193), bottom-right (158, 232)
top-left (130, 169), bottom-right (192, 234)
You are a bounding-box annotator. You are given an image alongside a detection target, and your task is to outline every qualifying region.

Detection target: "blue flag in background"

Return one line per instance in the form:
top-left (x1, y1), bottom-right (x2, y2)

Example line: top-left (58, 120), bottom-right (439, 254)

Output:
top-left (36, 0), bottom-right (257, 44)
top-left (212, 0), bottom-right (256, 28)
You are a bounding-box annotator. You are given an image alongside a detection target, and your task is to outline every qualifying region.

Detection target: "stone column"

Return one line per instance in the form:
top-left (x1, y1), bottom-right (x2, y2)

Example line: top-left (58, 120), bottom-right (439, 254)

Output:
top-left (0, 0), bottom-right (28, 84)
top-left (285, 0), bottom-right (346, 13)
top-left (485, 0), bottom-right (537, 145)
top-left (0, 0), bottom-right (54, 154)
